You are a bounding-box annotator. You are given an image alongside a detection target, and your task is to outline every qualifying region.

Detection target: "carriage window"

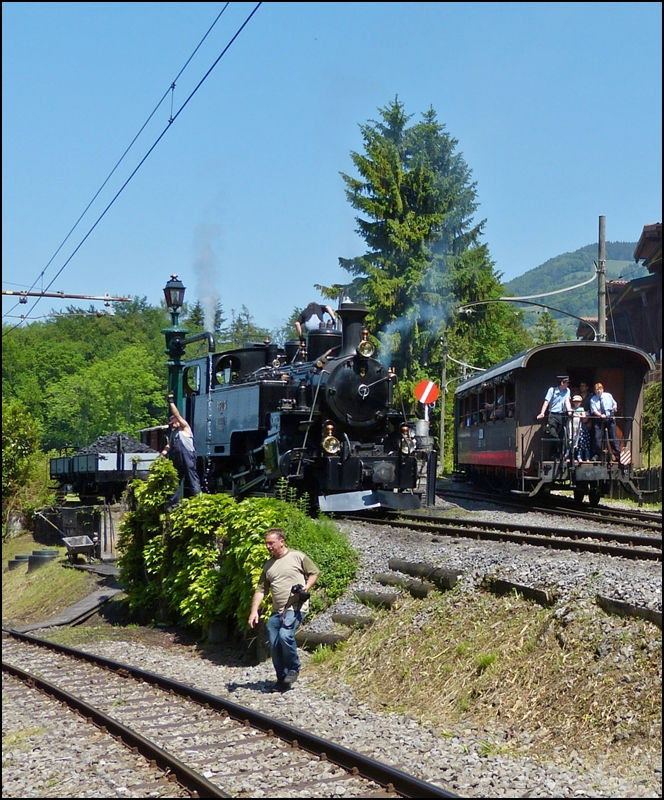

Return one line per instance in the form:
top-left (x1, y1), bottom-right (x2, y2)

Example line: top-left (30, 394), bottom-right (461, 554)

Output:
top-left (479, 388), bottom-right (489, 422)
top-left (483, 387), bottom-right (495, 422)
top-left (505, 383), bottom-right (515, 418)
top-left (493, 385), bottom-right (506, 420)
top-left (460, 396), bottom-right (472, 427)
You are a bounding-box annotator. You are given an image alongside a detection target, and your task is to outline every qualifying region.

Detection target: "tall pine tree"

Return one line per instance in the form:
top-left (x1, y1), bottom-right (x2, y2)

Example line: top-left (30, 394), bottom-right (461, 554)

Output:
top-left (327, 98), bottom-right (530, 380)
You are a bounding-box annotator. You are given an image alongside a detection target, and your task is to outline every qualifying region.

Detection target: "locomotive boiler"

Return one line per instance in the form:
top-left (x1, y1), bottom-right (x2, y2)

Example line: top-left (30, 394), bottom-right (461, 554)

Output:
top-left (179, 303), bottom-right (435, 512)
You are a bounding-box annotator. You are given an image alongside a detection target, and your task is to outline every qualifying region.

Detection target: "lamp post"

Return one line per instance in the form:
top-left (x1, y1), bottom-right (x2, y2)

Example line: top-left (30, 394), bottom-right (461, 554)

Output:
top-left (162, 274), bottom-right (189, 410)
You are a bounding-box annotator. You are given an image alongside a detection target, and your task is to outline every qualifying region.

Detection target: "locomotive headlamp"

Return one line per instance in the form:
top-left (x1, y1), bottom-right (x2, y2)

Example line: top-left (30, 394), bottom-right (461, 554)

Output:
top-left (163, 274), bottom-right (186, 310)
top-left (399, 423), bottom-right (414, 455)
top-left (322, 422), bottom-right (341, 455)
top-left (357, 329), bottom-right (375, 358)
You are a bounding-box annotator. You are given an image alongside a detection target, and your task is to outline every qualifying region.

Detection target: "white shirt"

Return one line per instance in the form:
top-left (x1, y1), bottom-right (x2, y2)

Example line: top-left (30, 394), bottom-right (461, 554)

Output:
top-left (303, 313), bottom-right (324, 332)
top-left (544, 385), bottom-right (570, 414)
top-left (590, 392), bottom-right (617, 417)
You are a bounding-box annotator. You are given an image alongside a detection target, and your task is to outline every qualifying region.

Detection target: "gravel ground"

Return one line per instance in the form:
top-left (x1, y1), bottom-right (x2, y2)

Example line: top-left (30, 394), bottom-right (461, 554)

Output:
top-left (3, 495), bottom-right (662, 798)
top-left (2, 673), bottom-right (189, 798)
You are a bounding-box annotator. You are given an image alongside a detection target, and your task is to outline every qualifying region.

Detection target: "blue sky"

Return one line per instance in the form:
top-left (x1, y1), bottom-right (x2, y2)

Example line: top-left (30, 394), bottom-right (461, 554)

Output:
top-left (2, 2), bottom-right (662, 332)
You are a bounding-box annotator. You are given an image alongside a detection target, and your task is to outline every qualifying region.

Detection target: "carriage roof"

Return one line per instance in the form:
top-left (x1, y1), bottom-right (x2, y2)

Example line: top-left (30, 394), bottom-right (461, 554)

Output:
top-left (454, 341), bottom-right (655, 396)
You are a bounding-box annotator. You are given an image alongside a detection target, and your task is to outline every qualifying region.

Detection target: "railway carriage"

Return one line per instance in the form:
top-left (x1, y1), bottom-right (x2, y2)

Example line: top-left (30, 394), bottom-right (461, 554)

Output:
top-left (453, 341), bottom-right (655, 505)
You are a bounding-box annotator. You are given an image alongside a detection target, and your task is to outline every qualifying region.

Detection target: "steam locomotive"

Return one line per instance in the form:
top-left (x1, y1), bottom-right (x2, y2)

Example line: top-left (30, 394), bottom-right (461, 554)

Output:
top-left (175, 303), bottom-right (436, 512)
top-left (453, 340), bottom-right (655, 505)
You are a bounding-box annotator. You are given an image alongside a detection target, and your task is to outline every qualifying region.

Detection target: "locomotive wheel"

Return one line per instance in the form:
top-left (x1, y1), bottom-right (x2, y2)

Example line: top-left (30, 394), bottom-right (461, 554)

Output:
top-left (588, 486), bottom-right (602, 507)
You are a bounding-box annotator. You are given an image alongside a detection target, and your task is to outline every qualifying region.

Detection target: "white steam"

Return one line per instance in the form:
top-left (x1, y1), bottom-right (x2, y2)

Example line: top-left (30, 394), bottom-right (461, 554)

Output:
top-left (193, 224), bottom-right (221, 333)
top-left (377, 301), bottom-right (453, 365)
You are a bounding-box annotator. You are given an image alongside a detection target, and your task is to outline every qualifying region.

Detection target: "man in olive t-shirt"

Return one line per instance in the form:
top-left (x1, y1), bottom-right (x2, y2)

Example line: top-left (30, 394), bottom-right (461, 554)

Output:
top-left (248, 528), bottom-right (319, 691)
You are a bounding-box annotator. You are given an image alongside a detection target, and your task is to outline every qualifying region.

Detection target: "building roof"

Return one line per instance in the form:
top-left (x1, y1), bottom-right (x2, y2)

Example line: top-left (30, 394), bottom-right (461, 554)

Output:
top-left (634, 222), bottom-right (662, 273)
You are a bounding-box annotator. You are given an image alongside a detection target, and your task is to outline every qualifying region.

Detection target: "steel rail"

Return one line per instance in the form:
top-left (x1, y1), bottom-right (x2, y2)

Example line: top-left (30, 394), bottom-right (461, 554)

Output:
top-left (2, 658), bottom-right (229, 799)
top-left (386, 511), bottom-right (662, 549)
top-left (4, 630), bottom-right (457, 799)
top-left (438, 488), bottom-right (661, 531)
top-left (345, 515), bottom-right (661, 562)
top-left (542, 503), bottom-right (662, 527)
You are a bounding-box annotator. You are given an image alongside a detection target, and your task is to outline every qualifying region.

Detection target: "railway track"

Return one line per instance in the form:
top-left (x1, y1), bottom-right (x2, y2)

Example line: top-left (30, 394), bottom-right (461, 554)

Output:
top-left (345, 510), bottom-right (662, 562)
top-left (437, 487), bottom-right (662, 532)
top-left (2, 631), bottom-right (456, 799)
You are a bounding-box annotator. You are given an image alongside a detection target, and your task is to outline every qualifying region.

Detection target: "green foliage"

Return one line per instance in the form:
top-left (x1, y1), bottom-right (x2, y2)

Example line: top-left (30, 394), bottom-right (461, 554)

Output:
top-left (2, 400), bottom-right (41, 505)
top-left (117, 457), bottom-right (179, 616)
top-left (643, 380), bottom-right (662, 445)
top-left (533, 311), bottom-right (565, 344)
top-left (218, 305), bottom-right (271, 349)
top-left (326, 97), bottom-right (531, 385)
top-left (2, 300), bottom-right (169, 449)
top-left (43, 344), bottom-right (164, 450)
top-left (117, 464), bottom-right (358, 636)
top-left (2, 401), bottom-right (55, 526)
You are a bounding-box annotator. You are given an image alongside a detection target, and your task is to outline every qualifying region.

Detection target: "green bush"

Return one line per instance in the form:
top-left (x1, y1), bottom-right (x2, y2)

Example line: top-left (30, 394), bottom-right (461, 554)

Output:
top-left (2, 400), bottom-right (55, 529)
top-left (643, 380), bottom-right (662, 444)
top-left (117, 462), bottom-right (358, 636)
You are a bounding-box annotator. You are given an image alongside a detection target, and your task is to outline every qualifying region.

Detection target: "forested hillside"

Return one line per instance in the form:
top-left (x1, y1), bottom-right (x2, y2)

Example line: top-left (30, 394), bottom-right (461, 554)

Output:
top-left (503, 241), bottom-right (646, 338)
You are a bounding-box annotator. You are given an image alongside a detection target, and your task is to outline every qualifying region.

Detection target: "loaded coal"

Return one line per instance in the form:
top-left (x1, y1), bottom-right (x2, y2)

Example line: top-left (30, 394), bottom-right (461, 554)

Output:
top-left (76, 433), bottom-right (156, 455)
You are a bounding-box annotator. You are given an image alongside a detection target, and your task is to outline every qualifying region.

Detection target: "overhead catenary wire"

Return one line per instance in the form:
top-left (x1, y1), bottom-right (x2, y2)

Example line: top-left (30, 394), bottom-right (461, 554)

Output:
top-left (2, 4), bottom-right (230, 326)
top-left (499, 265), bottom-right (598, 302)
top-left (3, 2), bottom-right (261, 337)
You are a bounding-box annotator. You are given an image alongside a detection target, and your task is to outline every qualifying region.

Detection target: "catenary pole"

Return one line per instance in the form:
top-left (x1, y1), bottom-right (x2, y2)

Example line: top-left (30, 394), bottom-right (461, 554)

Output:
top-left (598, 215), bottom-right (607, 341)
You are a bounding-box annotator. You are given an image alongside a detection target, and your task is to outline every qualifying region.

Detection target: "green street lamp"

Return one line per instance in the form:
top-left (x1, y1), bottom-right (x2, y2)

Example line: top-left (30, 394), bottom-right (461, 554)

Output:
top-left (162, 274), bottom-right (189, 410)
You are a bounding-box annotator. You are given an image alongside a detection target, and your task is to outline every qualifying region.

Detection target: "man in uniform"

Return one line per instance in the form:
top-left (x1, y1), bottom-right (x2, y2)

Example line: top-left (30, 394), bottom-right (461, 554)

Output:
top-left (536, 375), bottom-right (572, 459)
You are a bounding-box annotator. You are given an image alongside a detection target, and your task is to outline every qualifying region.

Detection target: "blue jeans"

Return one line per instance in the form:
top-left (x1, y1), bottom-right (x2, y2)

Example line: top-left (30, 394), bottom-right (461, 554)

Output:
top-left (265, 609), bottom-right (305, 682)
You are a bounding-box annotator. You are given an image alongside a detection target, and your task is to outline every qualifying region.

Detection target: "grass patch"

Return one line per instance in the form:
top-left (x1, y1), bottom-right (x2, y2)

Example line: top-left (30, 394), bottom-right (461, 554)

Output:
top-left (2, 727), bottom-right (48, 749)
top-left (2, 533), bottom-right (98, 628)
top-left (310, 642), bottom-right (346, 666)
top-left (307, 590), bottom-right (662, 769)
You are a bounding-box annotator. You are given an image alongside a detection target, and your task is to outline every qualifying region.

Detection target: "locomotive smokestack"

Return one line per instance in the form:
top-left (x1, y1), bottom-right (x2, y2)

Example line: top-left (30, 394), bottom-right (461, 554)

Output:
top-left (337, 302), bottom-right (369, 357)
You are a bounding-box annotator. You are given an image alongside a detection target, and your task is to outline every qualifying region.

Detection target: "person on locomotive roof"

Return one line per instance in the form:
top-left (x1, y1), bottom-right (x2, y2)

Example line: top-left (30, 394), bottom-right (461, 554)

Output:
top-left (590, 382), bottom-right (621, 462)
top-left (248, 528), bottom-right (319, 693)
top-left (294, 301), bottom-right (336, 338)
top-left (160, 394), bottom-right (201, 509)
top-left (536, 375), bottom-right (572, 459)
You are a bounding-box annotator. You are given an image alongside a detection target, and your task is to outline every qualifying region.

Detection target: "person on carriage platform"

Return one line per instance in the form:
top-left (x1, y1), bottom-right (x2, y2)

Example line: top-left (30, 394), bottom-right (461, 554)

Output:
top-left (590, 383), bottom-right (621, 462)
top-left (536, 375), bottom-right (572, 459)
top-left (577, 380), bottom-right (592, 413)
top-left (570, 394), bottom-right (591, 463)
